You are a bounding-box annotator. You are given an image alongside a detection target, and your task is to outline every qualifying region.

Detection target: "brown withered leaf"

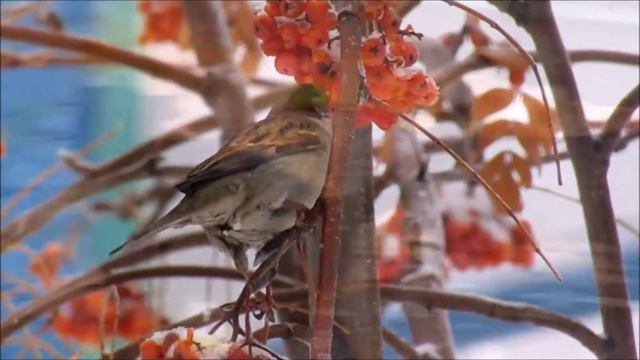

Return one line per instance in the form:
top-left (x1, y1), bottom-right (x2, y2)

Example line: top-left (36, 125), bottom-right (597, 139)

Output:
top-left (522, 92), bottom-right (560, 132)
top-left (471, 87), bottom-right (515, 123)
top-left (479, 151), bottom-right (528, 213)
top-left (510, 151), bottom-right (532, 187)
top-left (474, 119), bottom-right (515, 152)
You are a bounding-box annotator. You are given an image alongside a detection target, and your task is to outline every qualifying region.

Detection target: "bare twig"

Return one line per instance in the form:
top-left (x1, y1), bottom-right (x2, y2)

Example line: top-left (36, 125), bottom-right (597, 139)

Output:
top-left (0, 24), bottom-right (205, 92)
top-left (1, 0), bottom-right (50, 25)
top-left (382, 327), bottom-right (421, 359)
top-left (433, 50), bottom-right (640, 88)
top-left (1, 49), bottom-right (105, 68)
top-left (601, 84), bottom-right (640, 155)
top-left (1, 126), bottom-right (118, 219)
top-left (531, 185), bottom-right (640, 237)
top-left (381, 285), bottom-right (606, 358)
top-left (0, 158), bottom-right (182, 252)
top-left (442, 0), bottom-right (563, 185)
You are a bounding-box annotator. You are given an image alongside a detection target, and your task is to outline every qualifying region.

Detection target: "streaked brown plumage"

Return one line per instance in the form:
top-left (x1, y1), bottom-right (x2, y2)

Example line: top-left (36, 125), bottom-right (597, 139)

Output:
top-left (110, 85), bottom-right (331, 274)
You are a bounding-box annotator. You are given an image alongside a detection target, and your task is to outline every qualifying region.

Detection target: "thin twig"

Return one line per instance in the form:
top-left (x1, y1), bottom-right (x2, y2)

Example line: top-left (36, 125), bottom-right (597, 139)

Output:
top-left (530, 185), bottom-right (639, 237)
top-left (396, 110), bottom-right (562, 281)
top-left (442, 0), bottom-right (562, 185)
top-left (0, 24), bottom-right (205, 92)
top-left (601, 84), bottom-right (640, 155)
top-left (1, 125), bottom-right (119, 219)
top-left (1, 0), bottom-right (50, 25)
top-left (433, 50), bottom-right (640, 88)
top-left (382, 327), bottom-right (420, 359)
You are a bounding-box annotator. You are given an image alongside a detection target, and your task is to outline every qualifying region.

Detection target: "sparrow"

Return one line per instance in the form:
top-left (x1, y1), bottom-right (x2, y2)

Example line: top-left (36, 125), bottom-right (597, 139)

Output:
top-left (110, 85), bottom-right (332, 274)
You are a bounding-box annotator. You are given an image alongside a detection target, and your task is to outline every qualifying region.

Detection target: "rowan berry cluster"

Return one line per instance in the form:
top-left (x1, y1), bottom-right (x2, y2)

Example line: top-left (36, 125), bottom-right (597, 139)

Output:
top-left (444, 214), bottom-right (535, 270)
top-left (254, 0), bottom-right (439, 129)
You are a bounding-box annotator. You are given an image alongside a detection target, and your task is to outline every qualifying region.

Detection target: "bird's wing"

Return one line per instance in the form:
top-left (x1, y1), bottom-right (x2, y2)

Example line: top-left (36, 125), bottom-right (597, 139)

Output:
top-left (176, 115), bottom-right (325, 194)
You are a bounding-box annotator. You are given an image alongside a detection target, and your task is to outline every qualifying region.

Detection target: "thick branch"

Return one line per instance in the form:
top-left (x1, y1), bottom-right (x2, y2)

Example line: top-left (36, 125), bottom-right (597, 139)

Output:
top-left (433, 49), bottom-right (640, 89)
top-left (493, 2), bottom-right (638, 358)
top-left (0, 24), bottom-right (205, 92)
top-left (182, 1), bottom-right (252, 142)
top-left (312, 5), bottom-right (368, 359)
top-left (381, 285), bottom-right (606, 358)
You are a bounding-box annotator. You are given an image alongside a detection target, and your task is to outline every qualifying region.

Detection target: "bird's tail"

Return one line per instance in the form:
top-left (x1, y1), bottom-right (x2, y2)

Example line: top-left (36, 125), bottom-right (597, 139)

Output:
top-left (108, 203), bottom-right (189, 256)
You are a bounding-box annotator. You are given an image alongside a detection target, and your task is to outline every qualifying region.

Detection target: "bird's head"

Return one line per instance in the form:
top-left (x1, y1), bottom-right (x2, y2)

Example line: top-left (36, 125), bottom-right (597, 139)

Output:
top-left (268, 85), bottom-right (329, 117)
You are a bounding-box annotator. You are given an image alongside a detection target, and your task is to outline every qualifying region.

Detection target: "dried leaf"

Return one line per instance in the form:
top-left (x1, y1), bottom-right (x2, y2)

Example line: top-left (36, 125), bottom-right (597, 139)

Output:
top-left (470, 87), bottom-right (515, 123)
top-left (522, 92), bottom-right (559, 130)
top-left (480, 152), bottom-right (524, 213)
top-left (510, 152), bottom-right (532, 187)
top-left (474, 119), bottom-right (515, 152)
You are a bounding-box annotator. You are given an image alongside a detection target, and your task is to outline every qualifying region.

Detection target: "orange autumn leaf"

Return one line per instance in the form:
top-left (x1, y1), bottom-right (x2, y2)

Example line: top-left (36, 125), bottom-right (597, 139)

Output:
top-left (29, 242), bottom-right (69, 286)
top-left (479, 151), bottom-right (531, 213)
top-left (223, 1), bottom-right (262, 79)
top-left (474, 119), bottom-right (517, 152)
top-left (522, 92), bottom-right (560, 134)
top-left (138, 0), bottom-right (189, 48)
top-left (470, 87), bottom-right (515, 123)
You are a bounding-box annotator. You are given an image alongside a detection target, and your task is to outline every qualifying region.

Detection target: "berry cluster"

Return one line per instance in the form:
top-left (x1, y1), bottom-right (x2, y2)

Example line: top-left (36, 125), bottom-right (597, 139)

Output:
top-left (140, 328), bottom-right (200, 359)
top-left (254, 0), bottom-right (340, 102)
top-left (27, 242), bottom-right (161, 344)
top-left (444, 213), bottom-right (535, 270)
top-left (254, 0), bottom-right (439, 129)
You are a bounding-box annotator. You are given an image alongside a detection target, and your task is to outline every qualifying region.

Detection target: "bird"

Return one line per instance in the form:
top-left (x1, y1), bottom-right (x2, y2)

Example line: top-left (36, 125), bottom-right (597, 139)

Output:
top-left (110, 85), bottom-right (332, 274)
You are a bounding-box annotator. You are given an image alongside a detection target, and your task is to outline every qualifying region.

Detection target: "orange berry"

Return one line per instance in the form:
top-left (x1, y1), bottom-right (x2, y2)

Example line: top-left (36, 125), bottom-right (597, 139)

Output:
top-left (379, 5), bottom-right (400, 34)
top-left (390, 39), bottom-right (419, 66)
top-left (311, 48), bottom-right (333, 63)
top-left (275, 50), bottom-right (299, 75)
top-left (264, 1), bottom-right (282, 17)
top-left (301, 25), bottom-right (329, 48)
top-left (362, 37), bottom-right (386, 66)
top-left (363, 1), bottom-right (385, 21)
top-left (280, 0), bottom-right (306, 18)
top-left (305, 0), bottom-right (330, 23)
top-left (139, 340), bottom-right (163, 359)
top-left (260, 35), bottom-right (285, 56)
top-left (314, 9), bottom-right (338, 30)
top-left (279, 22), bottom-right (301, 49)
top-left (253, 14), bottom-right (277, 40)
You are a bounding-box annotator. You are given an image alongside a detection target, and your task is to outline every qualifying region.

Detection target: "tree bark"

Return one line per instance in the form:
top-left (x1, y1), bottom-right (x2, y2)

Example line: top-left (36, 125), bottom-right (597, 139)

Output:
top-left (492, 1), bottom-right (637, 358)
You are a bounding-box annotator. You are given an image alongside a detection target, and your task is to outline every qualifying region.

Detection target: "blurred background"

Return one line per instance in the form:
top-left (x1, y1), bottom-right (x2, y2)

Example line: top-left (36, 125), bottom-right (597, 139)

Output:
top-left (1, 1), bottom-right (638, 359)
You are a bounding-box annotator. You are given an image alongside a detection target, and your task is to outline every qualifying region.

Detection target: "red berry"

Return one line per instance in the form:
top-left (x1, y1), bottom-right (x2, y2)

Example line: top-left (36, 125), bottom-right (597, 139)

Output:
top-left (279, 22), bottom-right (301, 49)
top-left (305, 0), bottom-right (330, 23)
top-left (390, 39), bottom-right (419, 66)
top-left (260, 35), bottom-right (285, 56)
top-left (301, 25), bottom-right (329, 48)
top-left (362, 37), bottom-right (386, 66)
top-left (280, 0), bottom-right (306, 18)
top-left (264, 2), bottom-right (282, 17)
top-left (379, 6), bottom-right (400, 34)
top-left (363, 1), bottom-right (385, 21)
top-left (254, 14), bottom-right (277, 40)
top-left (275, 50), bottom-right (299, 75)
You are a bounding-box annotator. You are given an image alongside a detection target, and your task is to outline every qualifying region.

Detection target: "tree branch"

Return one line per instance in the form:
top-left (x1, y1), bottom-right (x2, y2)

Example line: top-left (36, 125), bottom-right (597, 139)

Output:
top-left (0, 24), bottom-right (205, 92)
top-left (312, 5), bottom-right (369, 359)
top-left (433, 49), bottom-right (640, 89)
top-left (600, 84), bottom-right (640, 155)
top-left (381, 285), bottom-right (607, 358)
top-left (492, 1), bottom-right (638, 358)
top-left (0, 87), bottom-right (292, 252)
